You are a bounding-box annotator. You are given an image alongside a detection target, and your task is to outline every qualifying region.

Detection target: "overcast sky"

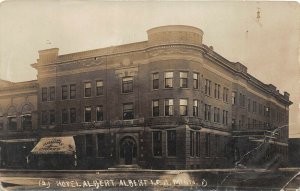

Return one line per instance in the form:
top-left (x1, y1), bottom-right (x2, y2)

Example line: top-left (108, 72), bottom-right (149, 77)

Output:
top-left (0, 1), bottom-right (299, 137)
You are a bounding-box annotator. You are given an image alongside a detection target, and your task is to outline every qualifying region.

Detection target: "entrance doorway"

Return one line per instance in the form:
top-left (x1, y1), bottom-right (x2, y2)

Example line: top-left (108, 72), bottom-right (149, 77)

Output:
top-left (119, 137), bottom-right (137, 165)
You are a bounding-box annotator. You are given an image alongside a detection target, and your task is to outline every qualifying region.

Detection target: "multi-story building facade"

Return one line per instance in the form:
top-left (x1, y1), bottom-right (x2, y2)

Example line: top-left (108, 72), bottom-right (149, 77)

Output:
top-left (0, 25), bottom-right (292, 169)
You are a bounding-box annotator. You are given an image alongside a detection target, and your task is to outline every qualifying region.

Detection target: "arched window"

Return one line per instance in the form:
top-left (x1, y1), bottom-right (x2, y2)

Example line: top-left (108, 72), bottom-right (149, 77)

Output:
top-left (7, 106), bottom-right (17, 131)
top-left (21, 104), bottom-right (33, 130)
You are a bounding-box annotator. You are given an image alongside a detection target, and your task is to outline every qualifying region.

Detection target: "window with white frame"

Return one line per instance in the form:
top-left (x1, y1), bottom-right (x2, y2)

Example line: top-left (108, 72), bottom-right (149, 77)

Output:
top-left (164, 99), bottom-right (174, 116)
top-left (164, 72), bottom-right (173, 88)
top-left (96, 80), bottom-right (104, 96)
top-left (179, 99), bottom-right (188, 116)
top-left (152, 100), bottom-right (159, 117)
top-left (122, 77), bottom-right (133, 93)
top-left (152, 73), bottom-right (159, 90)
top-left (193, 73), bottom-right (199, 89)
top-left (180, 72), bottom-right (188, 88)
top-left (84, 82), bottom-right (92, 97)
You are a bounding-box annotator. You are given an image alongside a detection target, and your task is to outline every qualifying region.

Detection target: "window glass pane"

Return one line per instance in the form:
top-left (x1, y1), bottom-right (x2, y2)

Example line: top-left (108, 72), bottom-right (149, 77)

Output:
top-left (62, 85), bottom-right (68, 99)
top-left (85, 107), bottom-right (92, 122)
top-left (96, 106), bottom-right (103, 121)
top-left (96, 81), bottom-right (103, 86)
top-left (152, 100), bottom-right (159, 117)
top-left (49, 86), bottom-right (55, 100)
top-left (123, 103), bottom-right (134, 120)
top-left (122, 77), bottom-right (133, 93)
top-left (180, 99), bottom-right (187, 105)
top-left (84, 82), bottom-right (92, 97)
top-left (193, 73), bottom-right (198, 79)
top-left (165, 72), bottom-right (173, 78)
top-left (153, 73), bottom-right (159, 80)
top-left (70, 84), bottom-right (76, 99)
top-left (8, 117), bottom-right (17, 130)
top-left (22, 114), bottom-right (32, 130)
top-left (42, 88), bottom-right (47, 101)
top-left (180, 72), bottom-right (188, 78)
top-left (85, 82), bottom-right (91, 88)
top-left (70, 108), bottom-right (76, 123)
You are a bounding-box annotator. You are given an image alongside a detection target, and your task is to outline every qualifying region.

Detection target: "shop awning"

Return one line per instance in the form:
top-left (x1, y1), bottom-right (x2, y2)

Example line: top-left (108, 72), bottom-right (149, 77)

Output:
top-left (31, 136), bottom-right (75, 155)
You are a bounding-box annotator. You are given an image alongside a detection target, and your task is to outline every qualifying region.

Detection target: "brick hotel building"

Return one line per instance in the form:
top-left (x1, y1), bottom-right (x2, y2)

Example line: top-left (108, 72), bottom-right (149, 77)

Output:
top-left (0, 25), bottom-right (292, 169)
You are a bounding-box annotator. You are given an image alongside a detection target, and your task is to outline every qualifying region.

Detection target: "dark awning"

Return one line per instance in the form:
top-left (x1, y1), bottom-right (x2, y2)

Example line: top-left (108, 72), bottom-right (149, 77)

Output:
top-left (31, 136), bottom-right (75, 155)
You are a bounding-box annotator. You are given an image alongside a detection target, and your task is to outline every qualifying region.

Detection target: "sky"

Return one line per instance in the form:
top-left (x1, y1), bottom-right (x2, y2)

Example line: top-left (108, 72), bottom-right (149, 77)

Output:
top-left (0, 1), bottom-right (299, 137)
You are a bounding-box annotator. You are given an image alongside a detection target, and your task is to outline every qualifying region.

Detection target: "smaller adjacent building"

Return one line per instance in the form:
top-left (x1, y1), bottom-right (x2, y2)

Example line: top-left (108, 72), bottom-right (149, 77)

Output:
top-left (288, 138), bottom-right (300, 167)
top-left (0, 80), bottom-right (38, 168)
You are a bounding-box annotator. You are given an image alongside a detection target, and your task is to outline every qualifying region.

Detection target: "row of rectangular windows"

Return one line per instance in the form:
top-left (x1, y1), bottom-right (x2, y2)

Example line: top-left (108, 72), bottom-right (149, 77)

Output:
top-left (232, 115), bottom-right (271, 130)
top-left (41, 77), bottom-right (134, 102)
top-left (41, 103), bottom-right (133, 125)
top-left (204, 104), bottom-right (229, 125)
top-left (204, 80), bottom-right (229, 102)
top-left (152, 99), bottom-right (199, 117)
top-left (152, 72), bottom-right (199, 89)
top-left (232, 92), bottom-right (274, 117)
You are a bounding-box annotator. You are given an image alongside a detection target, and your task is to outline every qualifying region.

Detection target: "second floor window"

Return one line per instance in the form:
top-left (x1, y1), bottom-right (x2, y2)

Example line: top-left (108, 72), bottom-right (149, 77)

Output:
top-left (164, 99), bottom-right (174, 116)
top-left (180, 72), bottom-right (188, 88)
top-left (205, 79), bottom-right (211, 96)
top-left (223, 110), bottom-right (228, 125)
top-left (62, 109), bottom-right (69, 124)
top-left (241, 94), bottom-right (246, 107)
top-left (42, 87), bottom-right (47, 101)
top-left (122, 77), bottom-right (133, 93)
top-left (96, 105), bottom-right (103, 121)
top-left (96, 81), bottom-right (104, 96)
top-left (49, 86), bottom-right (55, 101)
top-left (164, 72), bottom-right (173, 88)
top-left (223, 87), bottom-right (229, 102)
top-left (193, 73), bottom-right (199, 89)
top-left (253, 101), bottom-right (257, 113)
top-left (204, 104), bottom-right (211, 121)
top-left (152, 100), bottom-right (159, 117)
top-left (8, 116), bottom-right (17, 130)
top-left (193, 100), bottom-right (199, 117)
top-left (70, 84), bottom-right (76, 99)
top-left (85, 107), bottom-right (92, 122)
top-left (248, 98), bottom-right (251, 112)
top-left (152, 73), bottom-right (159, 90)
top-left (62, 85), bottom-right (68, 100)
top-left (70, 108), bottom-right (76, 123)
top-left (123, 103), bottom-right (134, 120)
top-left (84, 82), bottom-right (92, 97)
top-left (232, 91), bottom-right (236, 105)
top-left (214, 83), bottom-right (220, 99)
top-left (179, 99), bottom-right (188, 116)
top-left (214, 107), bottom-right (220, 123)
top-left (22, 114), bottom-right (32, 130)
